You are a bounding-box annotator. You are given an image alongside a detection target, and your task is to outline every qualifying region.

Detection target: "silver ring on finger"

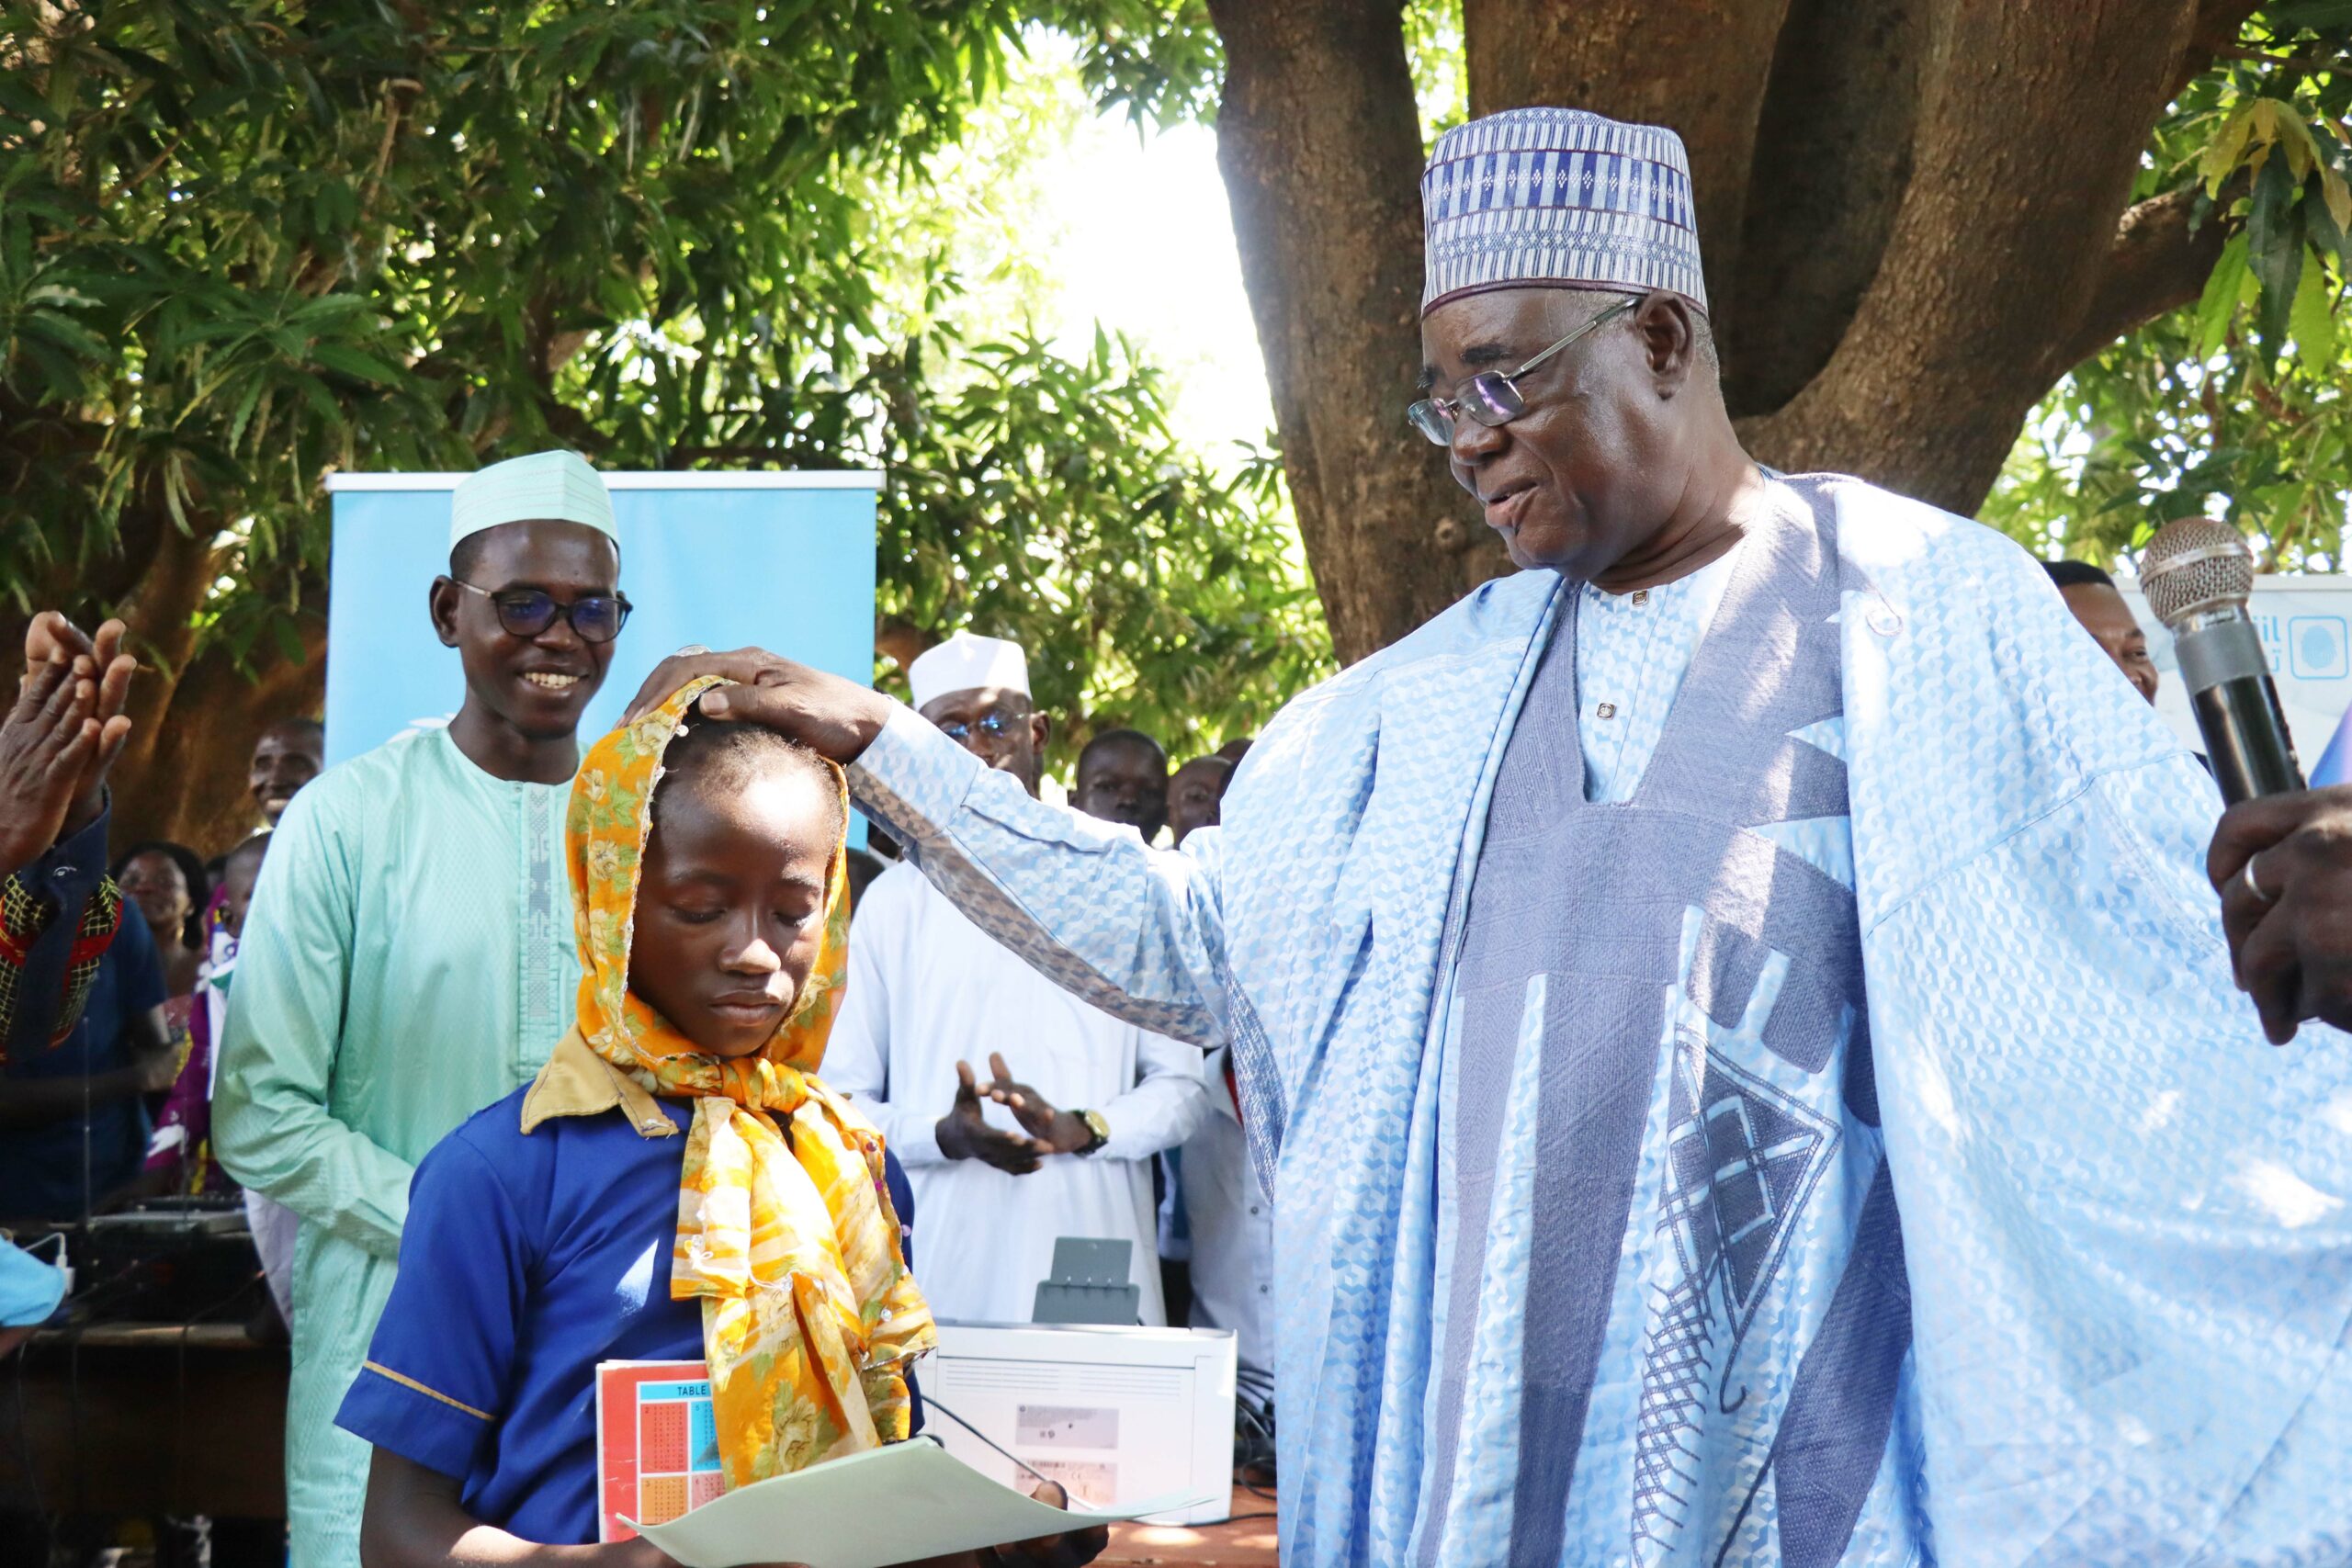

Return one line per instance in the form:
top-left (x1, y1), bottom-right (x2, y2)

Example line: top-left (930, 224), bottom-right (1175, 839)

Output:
top-left (673, 643), bottom-right (711, 658)
top-left (2240, 857), bottom-right (2276, 906)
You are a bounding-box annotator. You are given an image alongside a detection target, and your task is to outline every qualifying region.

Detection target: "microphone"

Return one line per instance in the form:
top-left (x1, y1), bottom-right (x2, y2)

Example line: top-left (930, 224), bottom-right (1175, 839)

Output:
top-left (2141, 517), bottom-right (2304, 803)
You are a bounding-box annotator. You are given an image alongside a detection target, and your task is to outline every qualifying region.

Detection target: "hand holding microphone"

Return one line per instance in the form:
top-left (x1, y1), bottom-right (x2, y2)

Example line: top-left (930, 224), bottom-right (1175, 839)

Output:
top-left (2142, 516), bottom-right (2352, 1042)
top-left (2207, 788), bottom-right (2352, 1043)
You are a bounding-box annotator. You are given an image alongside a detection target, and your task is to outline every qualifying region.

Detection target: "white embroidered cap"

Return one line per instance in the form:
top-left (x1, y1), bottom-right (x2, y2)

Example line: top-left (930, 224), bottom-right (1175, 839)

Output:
top-left (909, 631), bottom-right (1030, 711)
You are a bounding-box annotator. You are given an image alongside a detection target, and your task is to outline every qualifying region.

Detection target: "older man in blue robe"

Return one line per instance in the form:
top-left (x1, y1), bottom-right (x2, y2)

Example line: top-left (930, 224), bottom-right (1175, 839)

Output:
top-left (636, 109), bottom-right (2352, 1565)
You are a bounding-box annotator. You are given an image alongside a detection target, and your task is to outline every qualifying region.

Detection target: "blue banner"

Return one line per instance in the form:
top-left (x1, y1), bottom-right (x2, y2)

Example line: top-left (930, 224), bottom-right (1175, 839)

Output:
top-left (324, 471), bottom-right (878, 836)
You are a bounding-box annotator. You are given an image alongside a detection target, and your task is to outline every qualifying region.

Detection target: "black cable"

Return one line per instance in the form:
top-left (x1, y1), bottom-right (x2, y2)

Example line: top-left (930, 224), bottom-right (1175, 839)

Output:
top-left (52, 1257), bottom-right (146, 1315)
top-left (153, 1254), bottom-right (270, 1535)
top-left (9, 1339), bottom-right (53, 1563)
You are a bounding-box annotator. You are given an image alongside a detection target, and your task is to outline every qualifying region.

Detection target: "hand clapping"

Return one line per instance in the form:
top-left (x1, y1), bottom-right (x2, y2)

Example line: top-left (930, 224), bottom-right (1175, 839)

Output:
top-left (935, 1058), bottom-right (1056, 1174)
top-left (0, 613), bottom-right (136, 874)
top-left (976, 1052), bottom-right (1096, 1156)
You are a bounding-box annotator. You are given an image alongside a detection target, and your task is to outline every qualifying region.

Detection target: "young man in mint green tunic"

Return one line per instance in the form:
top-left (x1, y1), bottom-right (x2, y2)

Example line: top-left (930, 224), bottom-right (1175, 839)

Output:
top-left (215, 451), bottom-right (631, 1568)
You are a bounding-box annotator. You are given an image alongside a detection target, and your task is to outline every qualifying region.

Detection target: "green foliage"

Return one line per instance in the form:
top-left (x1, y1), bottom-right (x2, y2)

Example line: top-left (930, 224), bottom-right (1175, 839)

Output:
top-left (0, 0), bottom-right (1325, 751)
top-left (865, 329), bottom-right (1325, 762)
top-left (1047, 0), bottom-right (1464, 137)
top-left (1988, 4), bottom-right (2352, 570)
top-left (1406, 0), bottom-right (1467, 143)
top-left (1042, 1), bottom-right (1221, 129)
top-left (1984, 310), bottom-right (2352, 572)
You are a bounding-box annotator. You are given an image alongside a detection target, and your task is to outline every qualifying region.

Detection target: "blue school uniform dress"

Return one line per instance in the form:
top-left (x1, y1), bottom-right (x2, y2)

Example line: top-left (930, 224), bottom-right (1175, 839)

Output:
top-left (335, 1032), bottom-right (921, 1546)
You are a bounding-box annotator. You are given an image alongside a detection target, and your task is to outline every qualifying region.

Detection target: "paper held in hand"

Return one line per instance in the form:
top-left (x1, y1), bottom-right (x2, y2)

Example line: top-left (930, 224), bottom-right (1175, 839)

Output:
top-left (621, 1437), bottom-right (1207, 1568)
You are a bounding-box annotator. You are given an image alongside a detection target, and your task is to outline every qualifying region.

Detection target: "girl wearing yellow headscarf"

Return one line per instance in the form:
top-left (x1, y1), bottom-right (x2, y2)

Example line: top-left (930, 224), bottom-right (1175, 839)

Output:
top-left (334, 682), bottom-right (1098, 1565)
top-left (563, 675), bottom-right (934, 1481)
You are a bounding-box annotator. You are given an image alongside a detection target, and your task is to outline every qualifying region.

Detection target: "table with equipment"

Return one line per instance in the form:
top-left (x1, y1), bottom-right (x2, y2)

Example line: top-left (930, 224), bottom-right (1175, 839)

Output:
top-left (0, 1199), bottom-right (287, 1531)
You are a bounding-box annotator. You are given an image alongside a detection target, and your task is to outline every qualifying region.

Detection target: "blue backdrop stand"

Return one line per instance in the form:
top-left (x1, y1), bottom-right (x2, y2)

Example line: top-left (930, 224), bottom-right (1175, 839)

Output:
top-left (322, 469), bottom-right (880, 845)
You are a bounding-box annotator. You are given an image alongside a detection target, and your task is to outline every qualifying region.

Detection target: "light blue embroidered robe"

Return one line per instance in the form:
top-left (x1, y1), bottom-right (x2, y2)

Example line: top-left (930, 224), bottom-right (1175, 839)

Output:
top-left (849, 474), bottom-right (2352, 1566)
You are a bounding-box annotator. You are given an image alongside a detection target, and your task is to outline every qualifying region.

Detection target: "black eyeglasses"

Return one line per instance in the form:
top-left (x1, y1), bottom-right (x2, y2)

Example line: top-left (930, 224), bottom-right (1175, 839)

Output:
top-left (1408, 297), bottom-right (1638, 446)
top-left (452, 581), bottom-right (632, 644)
top-left (935, 712), bottom-right (1020, 743)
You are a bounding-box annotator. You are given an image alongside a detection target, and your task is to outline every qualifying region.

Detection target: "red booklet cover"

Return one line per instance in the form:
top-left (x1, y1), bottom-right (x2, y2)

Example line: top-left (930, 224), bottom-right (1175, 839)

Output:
top-left (594, 1359), bottom-right (721, 1542)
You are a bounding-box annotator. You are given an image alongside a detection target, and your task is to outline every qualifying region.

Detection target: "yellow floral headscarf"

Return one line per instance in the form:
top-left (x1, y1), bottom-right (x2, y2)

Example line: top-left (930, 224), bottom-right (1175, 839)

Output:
top-left (567, 674), bottom-right (934, 1487)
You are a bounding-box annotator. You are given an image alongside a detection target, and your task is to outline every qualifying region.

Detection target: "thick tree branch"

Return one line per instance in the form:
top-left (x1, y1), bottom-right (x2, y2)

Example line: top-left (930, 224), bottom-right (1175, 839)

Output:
top-left (2059, 185), bottom-right (2235, 368)
top-left (1724, 0), bottom-right (1924, 417)
top-left (2170, 0), bottom-right (2266, 96)
top-left (1205, 0), bottom-right (1476, 664)
top-left (1744, 0), bottom-right (2209, 513)
top-left (104, 513), bottom-right (225, 832)
top-left (1462, 0), bottom-right (1792, 302)
top-left (876, 616), bottom-right (933, 677)
top-left (114, 605), bottom-right (329, 852)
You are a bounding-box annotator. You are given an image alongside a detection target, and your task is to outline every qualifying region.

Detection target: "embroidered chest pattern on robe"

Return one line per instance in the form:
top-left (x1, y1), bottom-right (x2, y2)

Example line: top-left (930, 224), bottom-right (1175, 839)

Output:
top-left (1427, 494), bottom-right (1917, 1568)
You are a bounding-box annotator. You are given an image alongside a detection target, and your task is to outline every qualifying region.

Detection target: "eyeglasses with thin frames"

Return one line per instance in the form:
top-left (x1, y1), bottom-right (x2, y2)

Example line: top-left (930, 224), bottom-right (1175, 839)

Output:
top-left (934, 711), bottom-right (1023, 744)
top-left (1407, 296), bottom-right (1639, 446)
top-left (451, 581), bottom-right (632, 644)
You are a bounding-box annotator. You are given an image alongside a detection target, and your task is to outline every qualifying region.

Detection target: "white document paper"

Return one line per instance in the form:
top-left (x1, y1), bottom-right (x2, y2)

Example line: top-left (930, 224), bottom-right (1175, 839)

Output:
top-left (625, 1438), bottom-right (1205, 1568)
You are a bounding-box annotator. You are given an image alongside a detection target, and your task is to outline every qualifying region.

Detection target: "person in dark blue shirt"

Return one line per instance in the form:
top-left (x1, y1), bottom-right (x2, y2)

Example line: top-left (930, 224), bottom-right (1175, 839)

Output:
top-left (0, 614), bottom-right (165, 1224)
top-left (0, 897), bottom-right (174, 1222)
top-left (0, 610), bottom-right (139, 1340)
top-left (338, 687), bottom-right (1106, 1568)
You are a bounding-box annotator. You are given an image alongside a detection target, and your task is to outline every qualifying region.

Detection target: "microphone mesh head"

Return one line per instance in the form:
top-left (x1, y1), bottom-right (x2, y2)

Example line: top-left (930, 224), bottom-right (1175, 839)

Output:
top-left (2141, 516), bottom-right (2255, 627)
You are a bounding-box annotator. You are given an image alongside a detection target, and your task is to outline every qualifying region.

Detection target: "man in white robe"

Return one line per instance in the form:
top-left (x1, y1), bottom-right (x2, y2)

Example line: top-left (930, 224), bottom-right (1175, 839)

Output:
top-left (827, 633), bottom-right (1210, 1324)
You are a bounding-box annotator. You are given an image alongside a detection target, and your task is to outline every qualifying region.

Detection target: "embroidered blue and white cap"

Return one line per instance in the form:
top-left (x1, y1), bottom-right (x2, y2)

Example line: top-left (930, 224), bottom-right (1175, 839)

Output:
top-left (1421, 107), bottom-right (1706, 315)
top-left (449, 450), bottom-right (618, 550)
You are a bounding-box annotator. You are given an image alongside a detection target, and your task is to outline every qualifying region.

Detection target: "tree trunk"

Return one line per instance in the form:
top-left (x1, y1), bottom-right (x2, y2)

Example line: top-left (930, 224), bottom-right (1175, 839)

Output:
top-left (112, 614), bottom-right (329, 858)
top-left (1212, 0), bottom-right (2263, 658)
top-left (1, 497), bottom-right (328, 861)
top-left (1463, 0), bottom-right (1794, 327)
top-left (1205, 0), bottom-right (1512, 667)
top-left (1738, 0), bottom-right (2206, 506)
top-left (1720, 0), bottom-right (1927, 416)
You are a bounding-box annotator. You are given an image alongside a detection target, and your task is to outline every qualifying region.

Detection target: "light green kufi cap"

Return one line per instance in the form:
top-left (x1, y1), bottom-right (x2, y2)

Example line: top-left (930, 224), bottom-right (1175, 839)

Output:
top-left (448, 450), bottom-right (618, 550)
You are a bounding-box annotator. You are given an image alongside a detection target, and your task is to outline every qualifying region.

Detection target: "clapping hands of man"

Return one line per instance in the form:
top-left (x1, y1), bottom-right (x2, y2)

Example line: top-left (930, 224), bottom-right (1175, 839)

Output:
top-left (976, 1052), bottom-right (1099, 1156)
top-left (0, 613), bottom-right (136, 874)
top-left (935, 1055), bottom-right (1095, 1174)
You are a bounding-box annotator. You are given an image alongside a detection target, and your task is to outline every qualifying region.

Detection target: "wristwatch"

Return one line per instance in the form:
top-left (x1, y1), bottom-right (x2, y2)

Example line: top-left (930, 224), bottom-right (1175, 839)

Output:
top-left (1073, 1109), bottom-right (1111, 1156)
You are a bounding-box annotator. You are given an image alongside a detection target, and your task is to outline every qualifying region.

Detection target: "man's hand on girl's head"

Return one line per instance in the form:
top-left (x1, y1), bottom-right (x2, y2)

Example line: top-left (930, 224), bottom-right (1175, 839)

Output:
top-left (621, 647), bottom-right (894, 764)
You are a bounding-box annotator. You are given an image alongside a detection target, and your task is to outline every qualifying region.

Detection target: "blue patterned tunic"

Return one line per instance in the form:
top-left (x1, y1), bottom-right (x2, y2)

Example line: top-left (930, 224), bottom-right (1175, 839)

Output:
top-left (851, 474), bottom-right (2352, 1566)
